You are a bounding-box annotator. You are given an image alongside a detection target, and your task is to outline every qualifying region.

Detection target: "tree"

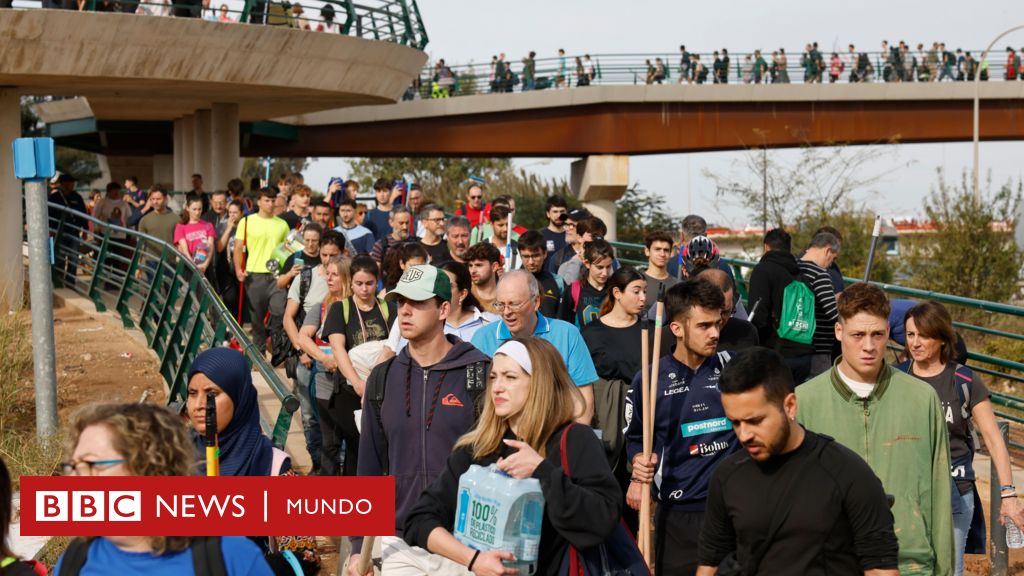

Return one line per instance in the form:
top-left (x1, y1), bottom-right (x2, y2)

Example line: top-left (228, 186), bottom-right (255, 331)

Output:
top-left (241, 157), bottom-right (310, 188)
top-left (348, 157), bottom-right (510, 210)
top-left (615, 185), bottom-right (681, 244)
top-left (904, 170), bottom-right (1023, 303)
top-left (704, 141), bottom-right (906, 230)
top-left (791, 204), bottom-right (895, 284)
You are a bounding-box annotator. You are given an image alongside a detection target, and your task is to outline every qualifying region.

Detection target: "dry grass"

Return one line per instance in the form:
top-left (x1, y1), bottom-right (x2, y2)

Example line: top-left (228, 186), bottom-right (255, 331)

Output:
top-left (0, 309), bottom-right (64, 490)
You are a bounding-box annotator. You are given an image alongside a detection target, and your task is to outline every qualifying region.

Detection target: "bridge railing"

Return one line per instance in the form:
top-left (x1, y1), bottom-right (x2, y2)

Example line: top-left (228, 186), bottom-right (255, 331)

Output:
top-left (7, 0), bottom-right (428, 50)
top-left (411, 49), bottom-right (1020, 99)
top-left (610, 240), bottom-right (1024, 450)
top-left (45, 202), bottom-right (299, 447)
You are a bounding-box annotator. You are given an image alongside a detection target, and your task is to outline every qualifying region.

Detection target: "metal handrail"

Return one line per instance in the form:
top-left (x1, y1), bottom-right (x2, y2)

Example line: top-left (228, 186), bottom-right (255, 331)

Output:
top-left (609, 240), bottom-right (1024, 439)
top-left (7, 0), bottom-right (428, 50)
top-left (45, 202), bottom-right (299, 447)
top-left (409, 48), bottom-right (1022, 99)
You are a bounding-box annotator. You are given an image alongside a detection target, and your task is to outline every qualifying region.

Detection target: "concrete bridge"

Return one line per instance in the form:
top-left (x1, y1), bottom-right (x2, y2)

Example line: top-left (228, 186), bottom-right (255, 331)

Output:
top-left (0, 8), bottom-right (426, 310)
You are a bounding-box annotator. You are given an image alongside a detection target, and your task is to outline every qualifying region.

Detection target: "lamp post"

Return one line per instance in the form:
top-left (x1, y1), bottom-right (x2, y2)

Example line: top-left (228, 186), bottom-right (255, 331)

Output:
top-left (972, 25), bottom-right (1024, 200)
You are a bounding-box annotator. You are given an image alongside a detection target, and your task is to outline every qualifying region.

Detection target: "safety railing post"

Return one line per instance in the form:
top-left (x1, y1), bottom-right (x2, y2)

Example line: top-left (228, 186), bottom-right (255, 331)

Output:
top-left (52, 211), bottom-right (68, 288)
top-left (138, 245), bottom-right (169, 340)
top-left (159, 273), bottom-right (201, 388)
top-left (990, 420), bottom-right (1010, 576)
top-left (169, 291), bottom-right (212, 403)
top-left (115, 238), bottom-right (144, 328)
top-left (87, 228), bottom-right (111, 312)
top-left (153, 259), bottom-right (187, 362)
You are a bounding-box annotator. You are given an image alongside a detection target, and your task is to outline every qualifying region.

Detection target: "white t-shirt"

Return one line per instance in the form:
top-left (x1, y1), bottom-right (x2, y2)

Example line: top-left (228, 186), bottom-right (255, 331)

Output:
top-left (836, 365), bottom-right (876, 398)
top-left (287, 265), bottom-right (328, 316)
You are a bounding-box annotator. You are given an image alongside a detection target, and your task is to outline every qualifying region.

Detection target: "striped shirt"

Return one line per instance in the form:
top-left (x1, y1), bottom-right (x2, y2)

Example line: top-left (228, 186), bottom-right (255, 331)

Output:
top-left (798, 260), bottom-right (840, 354)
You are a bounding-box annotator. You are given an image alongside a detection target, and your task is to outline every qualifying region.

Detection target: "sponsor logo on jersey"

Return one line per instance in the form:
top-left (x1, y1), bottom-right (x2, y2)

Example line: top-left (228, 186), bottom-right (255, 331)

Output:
top-left (664, 386), bottom-right (689, 396)
top-left (691, 402), bottom-right (710, 413)
top-left (688, 440), bottom-right (730, 457)
top-left (681, 417), bottom-right (730, 437)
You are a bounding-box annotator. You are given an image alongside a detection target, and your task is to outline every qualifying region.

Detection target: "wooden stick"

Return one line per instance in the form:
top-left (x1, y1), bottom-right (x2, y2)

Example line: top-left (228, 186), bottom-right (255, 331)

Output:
top-left (645, 286), bottom-right (667, 570)
top-left (639, 311), bottom-right (651, 563)
top-left (356, 536), bottom-right (375, 574)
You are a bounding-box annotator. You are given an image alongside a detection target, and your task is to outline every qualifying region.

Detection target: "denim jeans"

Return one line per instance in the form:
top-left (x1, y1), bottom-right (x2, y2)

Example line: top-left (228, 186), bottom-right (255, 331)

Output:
top-left (952, 486), bottom-right (974, 576)
top-left (293, 362), bottom-right (321, 469)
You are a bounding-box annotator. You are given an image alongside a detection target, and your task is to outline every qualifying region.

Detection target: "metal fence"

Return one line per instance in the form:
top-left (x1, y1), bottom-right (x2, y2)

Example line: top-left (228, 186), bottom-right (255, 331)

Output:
top-left (411, 49), bottom-right (1023, 99)
top-left (8, 0), bottom-right (428, 50)
top-left (46, 202), bottom-right (299, 447)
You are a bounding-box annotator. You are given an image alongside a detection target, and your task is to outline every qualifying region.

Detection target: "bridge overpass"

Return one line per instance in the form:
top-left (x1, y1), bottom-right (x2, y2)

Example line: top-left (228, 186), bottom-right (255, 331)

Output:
top-left (1, 7), bottom-right (427, 310)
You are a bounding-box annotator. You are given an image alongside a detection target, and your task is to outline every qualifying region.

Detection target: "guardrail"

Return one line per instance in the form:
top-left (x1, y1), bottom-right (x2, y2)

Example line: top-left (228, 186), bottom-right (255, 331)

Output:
top-left (610, 240), bottom-right (1024, 450)
top-left (45, 202), bottom-right (299, 447)
top-left (7, 0), bottom-right (428, 50)
top-left (411, 49), bottom-right (1023, 99)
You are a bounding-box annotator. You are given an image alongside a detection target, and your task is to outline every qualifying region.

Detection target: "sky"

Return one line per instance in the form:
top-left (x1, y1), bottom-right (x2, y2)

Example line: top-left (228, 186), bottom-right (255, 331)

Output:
top-left (302, 0), bottom-right (1024, 227)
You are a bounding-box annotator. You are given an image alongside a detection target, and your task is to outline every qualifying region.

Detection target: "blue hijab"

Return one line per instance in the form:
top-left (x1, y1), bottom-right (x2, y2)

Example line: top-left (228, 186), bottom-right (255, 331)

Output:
top-left (189, 348), bottom-right (275, 476)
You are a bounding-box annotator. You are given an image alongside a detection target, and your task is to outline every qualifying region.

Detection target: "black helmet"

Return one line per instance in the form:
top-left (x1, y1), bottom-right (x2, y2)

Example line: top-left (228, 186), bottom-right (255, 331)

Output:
top-left (681, 235), bottom-right (720, 275)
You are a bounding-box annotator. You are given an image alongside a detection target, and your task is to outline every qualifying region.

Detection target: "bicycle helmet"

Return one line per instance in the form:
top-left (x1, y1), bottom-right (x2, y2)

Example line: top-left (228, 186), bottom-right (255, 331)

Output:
top-left (681, 235), bottom-right (720, 276)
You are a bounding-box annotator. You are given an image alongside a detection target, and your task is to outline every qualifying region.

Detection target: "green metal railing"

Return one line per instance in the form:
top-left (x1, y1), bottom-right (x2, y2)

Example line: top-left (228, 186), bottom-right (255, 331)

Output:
top-left (13, 0), bottom-right (428, 50)
top-left (411, 49), bottom-right (1020, 99)
top-left (46, 202), bottom-right (299, 447)
top-left (610, 240), bottom-right (1024, 448)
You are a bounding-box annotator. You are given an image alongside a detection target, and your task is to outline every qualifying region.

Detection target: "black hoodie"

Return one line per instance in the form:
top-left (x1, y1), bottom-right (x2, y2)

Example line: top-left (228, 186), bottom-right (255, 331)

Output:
top-left (351, 336), bottom-right (490, 552)
top-left (747, 250), bottom-right (815, 357)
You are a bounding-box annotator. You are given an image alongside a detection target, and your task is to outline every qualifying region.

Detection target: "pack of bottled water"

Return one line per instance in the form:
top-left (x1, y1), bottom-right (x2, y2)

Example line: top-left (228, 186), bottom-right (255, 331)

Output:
top-left (454, 464), bottom-right (545, 575)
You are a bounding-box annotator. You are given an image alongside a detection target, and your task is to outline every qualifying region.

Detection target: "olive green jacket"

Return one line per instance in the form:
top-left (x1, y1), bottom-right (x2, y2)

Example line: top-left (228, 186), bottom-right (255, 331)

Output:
top-left (796, 361), bottom-right (954, 576)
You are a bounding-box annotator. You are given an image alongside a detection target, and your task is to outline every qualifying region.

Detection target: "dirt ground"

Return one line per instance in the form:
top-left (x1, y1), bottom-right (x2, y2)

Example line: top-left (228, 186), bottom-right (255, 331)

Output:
top-left (963, 483), bottom-right (1024, 575)
top-left (51, 297), bottom-right (167, 410)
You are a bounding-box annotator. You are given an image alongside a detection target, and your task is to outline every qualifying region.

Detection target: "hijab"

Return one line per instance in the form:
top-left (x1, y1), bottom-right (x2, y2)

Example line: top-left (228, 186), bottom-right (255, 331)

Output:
top-left (189, 348), bottom-right (275, 476)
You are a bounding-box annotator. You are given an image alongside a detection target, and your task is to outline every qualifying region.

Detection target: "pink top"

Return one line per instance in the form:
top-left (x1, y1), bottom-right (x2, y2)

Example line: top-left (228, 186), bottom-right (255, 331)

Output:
top-left (173, 220), bottom-right (216, 257)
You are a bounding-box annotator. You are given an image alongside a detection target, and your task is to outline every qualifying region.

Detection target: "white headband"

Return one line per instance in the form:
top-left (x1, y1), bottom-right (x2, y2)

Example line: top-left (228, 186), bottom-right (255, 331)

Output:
top-left (494, 341), bottom-right (533, 375)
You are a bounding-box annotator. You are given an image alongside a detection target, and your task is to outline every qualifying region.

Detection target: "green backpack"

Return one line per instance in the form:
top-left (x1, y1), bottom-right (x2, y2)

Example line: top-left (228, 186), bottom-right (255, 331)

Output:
top-left (776, 279), bottom-right (816, 345)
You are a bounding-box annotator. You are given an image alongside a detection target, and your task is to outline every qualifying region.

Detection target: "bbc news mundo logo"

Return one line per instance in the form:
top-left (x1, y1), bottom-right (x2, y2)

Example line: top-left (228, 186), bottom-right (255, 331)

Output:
top-left (20, 476), bottom-right (394, 536)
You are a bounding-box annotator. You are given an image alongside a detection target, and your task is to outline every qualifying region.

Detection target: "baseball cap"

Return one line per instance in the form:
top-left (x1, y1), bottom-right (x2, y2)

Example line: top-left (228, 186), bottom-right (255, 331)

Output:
top-left (385, 264), bottom-right (452, 303)
top-left (558, 208), bottom-right (590, 222)
top-left (54, 172), bottom-right (76, 184)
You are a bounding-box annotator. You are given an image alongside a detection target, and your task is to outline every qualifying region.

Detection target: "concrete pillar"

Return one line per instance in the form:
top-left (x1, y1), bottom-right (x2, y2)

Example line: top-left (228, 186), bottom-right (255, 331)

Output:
top-left (173, 118), bottom-right (185, 191)
top-left (0, 89), bottom-right (22, 311)
top-left (570, 155), bottom-right (630, 242)
top-left (180, 114), bottom-right (196, 191)
top-left (210, 102), bottom-right (240, 191)
top-left (193, 109), bottom-right (212, 188)
top-left (153, 154), bottom-right (174, 188)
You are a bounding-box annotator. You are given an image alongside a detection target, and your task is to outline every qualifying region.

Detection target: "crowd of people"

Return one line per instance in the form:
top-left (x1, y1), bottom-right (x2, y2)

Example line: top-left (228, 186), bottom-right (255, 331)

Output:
top-left (38, 172), bottom-right (1024, 576)
top-left (413, 42), bottom-right (1024, 99)
top-left (1, 0), bottom-right (356, 32)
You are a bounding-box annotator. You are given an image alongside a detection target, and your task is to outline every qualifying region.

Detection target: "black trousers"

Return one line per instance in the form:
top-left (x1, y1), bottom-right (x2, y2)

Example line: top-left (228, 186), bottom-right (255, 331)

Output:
top-left (655, 507), bottom-right (703, 576)
top-left (315, 373), bottom-right (360, 476)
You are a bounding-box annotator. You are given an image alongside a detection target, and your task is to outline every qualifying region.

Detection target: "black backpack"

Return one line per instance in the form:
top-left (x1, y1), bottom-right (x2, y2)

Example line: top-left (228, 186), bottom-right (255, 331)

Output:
top-left (59, 536), bottom-right (226, 576)
top-left (364, 357), bottom-right (489, 475)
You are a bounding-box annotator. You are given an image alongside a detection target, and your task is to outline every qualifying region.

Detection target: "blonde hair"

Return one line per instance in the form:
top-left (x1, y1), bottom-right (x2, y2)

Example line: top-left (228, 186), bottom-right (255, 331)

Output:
top-left (323, 255), bottom-right (352, 309)
top-left (67, 403), bottom-right (195, 554)
top-left (455, 337), bottom-right (582, 460)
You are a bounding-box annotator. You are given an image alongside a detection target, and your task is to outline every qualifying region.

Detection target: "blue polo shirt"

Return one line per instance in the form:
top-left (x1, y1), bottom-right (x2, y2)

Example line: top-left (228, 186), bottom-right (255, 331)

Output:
top-left (470, 312), bottom-right (598, 387)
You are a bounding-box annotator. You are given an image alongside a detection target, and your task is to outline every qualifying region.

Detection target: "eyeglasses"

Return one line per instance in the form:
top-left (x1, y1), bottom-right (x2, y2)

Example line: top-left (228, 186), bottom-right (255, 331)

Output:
top-left (520, 252), bottom-right (545, 260)
top-left (564, 223), bottom-right (577, 229)
top-left (494, 300), bottom-right (533, 314)
top-left (60, 459), bottom-right (125, 476)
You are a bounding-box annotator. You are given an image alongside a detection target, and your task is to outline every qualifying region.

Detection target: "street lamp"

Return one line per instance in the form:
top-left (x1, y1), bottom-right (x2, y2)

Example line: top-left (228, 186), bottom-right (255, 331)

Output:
top-left (973, 25), bottom-right (1024, 200)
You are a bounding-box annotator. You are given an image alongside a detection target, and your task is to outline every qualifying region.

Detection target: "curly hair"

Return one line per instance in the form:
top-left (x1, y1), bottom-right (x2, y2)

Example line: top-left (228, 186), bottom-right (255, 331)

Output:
top-left (67, 403), bottom-right (196, 554)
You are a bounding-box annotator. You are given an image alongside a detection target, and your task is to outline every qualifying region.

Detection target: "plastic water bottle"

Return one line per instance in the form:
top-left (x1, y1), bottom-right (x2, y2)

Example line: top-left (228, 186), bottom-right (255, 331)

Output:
top-left (454, 465), bottom-right (545, 575)
top-left (1007, 518), bottom-right (1024, 549)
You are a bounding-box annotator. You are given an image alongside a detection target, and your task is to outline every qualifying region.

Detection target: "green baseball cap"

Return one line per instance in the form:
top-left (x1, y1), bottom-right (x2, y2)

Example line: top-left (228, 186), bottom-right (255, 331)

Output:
top-left (385, 264), bottom-right (452, 303)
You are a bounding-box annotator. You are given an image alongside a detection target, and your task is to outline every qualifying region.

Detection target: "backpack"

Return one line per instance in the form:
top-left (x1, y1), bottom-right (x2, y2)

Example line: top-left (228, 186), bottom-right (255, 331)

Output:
top-left (363, 357), bottom-right (490, 475)
top-left (775, 279), bottom-right (816, 345)
top-left (339, 297), bottom-right (391, 328)
top-left (58, 536), bottom-right (226, 576)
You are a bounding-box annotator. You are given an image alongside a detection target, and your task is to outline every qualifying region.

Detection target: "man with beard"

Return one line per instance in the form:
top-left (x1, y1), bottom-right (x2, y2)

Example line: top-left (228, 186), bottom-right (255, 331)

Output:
top-left (464, 242), bottom-right (501, 315)
top-left (697, 347), bottom-right (899, 576)
top-left (443, 216), bottom-right (471, 264)
top-left (625, 279), bottom-right (739, 576)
